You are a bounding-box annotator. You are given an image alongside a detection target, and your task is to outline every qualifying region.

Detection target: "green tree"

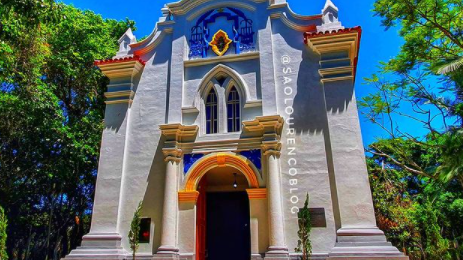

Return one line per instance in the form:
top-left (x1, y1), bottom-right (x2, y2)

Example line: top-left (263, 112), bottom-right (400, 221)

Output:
top-left (128, 203), bottom-right (142, 260)
top-left (0, 1), bottom-right (135, 258)
top-left (361, 0), bottom-right (463, 188)
top-left (368, 152), bottom-right (463, 259)
top-left (0, 206), bottom-right (7, 260)
top-left (361, 0), bottom-right (463, 258)
top-left (295, 194), bottom-right (312, 260)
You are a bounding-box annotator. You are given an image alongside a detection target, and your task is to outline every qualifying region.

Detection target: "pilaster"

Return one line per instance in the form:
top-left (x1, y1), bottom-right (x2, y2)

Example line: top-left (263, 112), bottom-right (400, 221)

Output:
top-left (247, 189), bottom-right (269, 259)
top-left (258, 16), bottom-right (278, 115)
top-left (305, 27), bottom-right (407, 259)
top-left (65, 56), bottom-right (145, 259)
top-left (167, 28), bottom-right (185, 124)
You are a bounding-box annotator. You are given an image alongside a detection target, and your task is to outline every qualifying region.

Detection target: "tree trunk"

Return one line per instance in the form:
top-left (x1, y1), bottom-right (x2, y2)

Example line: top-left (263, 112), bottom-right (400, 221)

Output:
top-left (24, 227), bottom-right (34, 260)
top-left (44, 195), bottom-right (56, 260)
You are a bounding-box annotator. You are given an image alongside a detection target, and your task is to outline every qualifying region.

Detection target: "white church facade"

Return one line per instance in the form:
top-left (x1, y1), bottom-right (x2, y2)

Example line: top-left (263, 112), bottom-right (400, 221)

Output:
top-left (65, 0), bottom-right (408, 259)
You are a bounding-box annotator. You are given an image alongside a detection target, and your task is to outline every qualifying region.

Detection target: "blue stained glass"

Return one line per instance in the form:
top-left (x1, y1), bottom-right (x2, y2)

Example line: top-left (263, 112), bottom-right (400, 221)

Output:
top-left (228, 119), bottom-right (233, 132)
top-left (240, 150), bottom-right (262, 172)
top-left (227, 86), bottom-right (240, 132)
top-left (206, 106), bottom-right (211, 118)
top-left (184, 153), bottom-right (205, 175)
top-left (227, 104), bottom-right (233, 117)
top-left (206, 89), bottom-right (218, 134)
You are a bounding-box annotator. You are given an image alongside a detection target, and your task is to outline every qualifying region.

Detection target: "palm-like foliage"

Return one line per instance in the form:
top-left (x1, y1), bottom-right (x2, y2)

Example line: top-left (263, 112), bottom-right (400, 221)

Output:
top-left (437, 57), bottom-right (463, 75)
top-left (437, 129), bottom-right (463, 187)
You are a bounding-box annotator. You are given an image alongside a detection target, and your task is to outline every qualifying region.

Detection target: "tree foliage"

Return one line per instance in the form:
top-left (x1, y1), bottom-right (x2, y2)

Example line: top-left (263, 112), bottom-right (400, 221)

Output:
top-left (361, 0), bottom-right (463, 188)
top-left (0, 1), bottom-right (135, 259)
top-left (0, 206), bottom-right (7, 260)
top-left (368, 154), bottom-right (463, 259)
top-left (295, 194), bottom-right (312, 260)
top-left (363, 0), bottom-right (463, 259)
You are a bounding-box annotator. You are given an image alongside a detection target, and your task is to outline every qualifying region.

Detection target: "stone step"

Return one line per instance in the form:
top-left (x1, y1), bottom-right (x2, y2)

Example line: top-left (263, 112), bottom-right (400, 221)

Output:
top-left (334, 241), bottom-right (393, 247)
top-left (337, 236), bottom-right (387, 243)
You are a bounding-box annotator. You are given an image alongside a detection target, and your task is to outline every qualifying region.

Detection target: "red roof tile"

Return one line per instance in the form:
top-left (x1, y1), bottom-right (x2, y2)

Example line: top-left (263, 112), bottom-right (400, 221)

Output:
top-left (304, 26), bottom-right (362, 42)
top-left (94, 55), bottom-right (146, 66)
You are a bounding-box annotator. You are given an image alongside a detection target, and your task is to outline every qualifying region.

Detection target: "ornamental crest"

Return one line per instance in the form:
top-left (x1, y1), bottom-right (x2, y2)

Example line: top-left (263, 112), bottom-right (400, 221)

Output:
top-left (188, 7), bottom-right (256, 59)
top-left (209, 30), bottom-right (232, 56)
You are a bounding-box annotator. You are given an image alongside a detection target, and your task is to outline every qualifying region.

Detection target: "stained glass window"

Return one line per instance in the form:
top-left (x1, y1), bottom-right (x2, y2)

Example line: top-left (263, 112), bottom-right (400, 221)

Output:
top-left (206, 88), bottom-right (218, 134)
top-left (227, 86), bottom-right (241, 132)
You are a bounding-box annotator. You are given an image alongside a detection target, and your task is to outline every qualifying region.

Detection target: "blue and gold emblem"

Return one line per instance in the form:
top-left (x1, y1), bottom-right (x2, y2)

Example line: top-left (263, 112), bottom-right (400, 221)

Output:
top-left (209, 30), bottom-right (232, 56)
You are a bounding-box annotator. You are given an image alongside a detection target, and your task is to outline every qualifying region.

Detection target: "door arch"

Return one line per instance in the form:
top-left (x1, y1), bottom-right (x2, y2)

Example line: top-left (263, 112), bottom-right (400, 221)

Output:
top-left (182, 153), bottom-right (259, 260)
top-left (182, 152), bottom-right (261, 192)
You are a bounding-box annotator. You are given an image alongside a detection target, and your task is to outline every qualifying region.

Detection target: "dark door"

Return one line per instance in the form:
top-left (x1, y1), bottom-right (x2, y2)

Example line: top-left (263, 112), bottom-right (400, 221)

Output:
top-left (196, 179), bottom-right (207, 260)
top-left (206, 192), bottom-right (251, 260)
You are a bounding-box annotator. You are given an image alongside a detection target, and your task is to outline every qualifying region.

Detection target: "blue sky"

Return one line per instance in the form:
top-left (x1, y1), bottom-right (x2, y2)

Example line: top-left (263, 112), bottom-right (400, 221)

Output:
top-left (61, 0), bottom-right (406, 146)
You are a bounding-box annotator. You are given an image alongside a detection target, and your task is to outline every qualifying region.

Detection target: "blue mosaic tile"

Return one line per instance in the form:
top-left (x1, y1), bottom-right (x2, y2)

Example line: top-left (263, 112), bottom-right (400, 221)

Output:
top-left (183, 153), bottom-right (205, 175)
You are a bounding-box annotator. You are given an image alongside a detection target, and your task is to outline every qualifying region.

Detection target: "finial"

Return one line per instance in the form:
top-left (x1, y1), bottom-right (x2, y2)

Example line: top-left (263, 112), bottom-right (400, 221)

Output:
top-left (323, 0), bottom-right (339, 13)
top-left (317, 0), bottom-right (344, 32)
top-left (115, 28), bottom-right (137, 58)
top-left (270, 0), bottom-right (287, 5)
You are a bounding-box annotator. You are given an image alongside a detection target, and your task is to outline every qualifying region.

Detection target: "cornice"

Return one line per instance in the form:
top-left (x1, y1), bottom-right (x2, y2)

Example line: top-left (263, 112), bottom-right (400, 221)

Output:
top-left (243, 100), bottom-right (263, 108)
top-left (167, 0), bottom-right (265, 15)
top-left (160, 124), bottom-right (199, 143)
top-left (242, 115), bottom-right (284, 140)
top-left (304, 26), bottom-right (362, 83)
top-left (246, 188), bottom-right (267, 200)
top-left (133, 30), bottom-right (170, 57)
top-left (104, 90), bottom-right (134, 105)
top-left (186, 2), bottom-right (256, 21)
top-left (96, 59), bottom-right (145, 80)
top-left (319, 66), bottom-right (353, 78)
top-left (158, 116), bottom-right (283, 154)
top-left (270, 12), bottom-right (318, 32)
top-left (178, 191), bottom-right (200, 203)
top-left (321, 75), bottom-right (354, 84)
top-left (184, 52), bottom-right (260, 68)
top-left (178, 136), bottom-right (264, 154)
top-left (163, 148), bottom-right (184, 162)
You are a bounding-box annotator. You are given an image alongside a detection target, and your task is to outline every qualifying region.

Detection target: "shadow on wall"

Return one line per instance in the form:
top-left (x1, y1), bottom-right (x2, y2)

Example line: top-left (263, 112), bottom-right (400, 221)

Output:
top-left (141, 136), bottom-right (167, 253)
top-left (103, 104), bottom-right (130, 133)
top-left (292, 49), bottom-right (354, 135)
top-left (323, 80), bottom-right (354, 114)
top-left (292, 47), bottom-right (326, 135)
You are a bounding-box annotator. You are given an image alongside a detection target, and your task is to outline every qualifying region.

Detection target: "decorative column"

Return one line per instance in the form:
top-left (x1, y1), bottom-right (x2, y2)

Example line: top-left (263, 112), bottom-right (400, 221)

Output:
top-left (263, 145), bottom-right (289, 259)
top-left (244, 115), bottom-right (289, 260)
top-left (156, 124), bottom-right (198, 259)
top-left (157, 148), bottom-right (182, 256)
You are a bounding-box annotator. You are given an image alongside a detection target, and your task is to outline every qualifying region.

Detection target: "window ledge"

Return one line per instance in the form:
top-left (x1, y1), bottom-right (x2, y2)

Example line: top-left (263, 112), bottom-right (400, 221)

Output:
top-left (184, 52), bottom-right (260, 67)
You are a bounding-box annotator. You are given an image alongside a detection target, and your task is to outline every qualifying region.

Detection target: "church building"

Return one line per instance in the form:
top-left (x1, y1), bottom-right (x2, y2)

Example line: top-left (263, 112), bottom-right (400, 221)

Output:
top-left (65, 0), bottom-right (408, 259)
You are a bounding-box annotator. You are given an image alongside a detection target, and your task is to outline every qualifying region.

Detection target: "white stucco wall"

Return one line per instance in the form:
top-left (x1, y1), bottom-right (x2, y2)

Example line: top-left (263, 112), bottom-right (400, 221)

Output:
top-left (84, 0), bottom-right (383, 258)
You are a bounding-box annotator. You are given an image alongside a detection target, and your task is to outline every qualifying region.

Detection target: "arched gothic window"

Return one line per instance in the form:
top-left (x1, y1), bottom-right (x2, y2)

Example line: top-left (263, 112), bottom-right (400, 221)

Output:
top-left (227, 86), bottom-right (241, 133)
top-left (205, 88), bottom-right (218, 134)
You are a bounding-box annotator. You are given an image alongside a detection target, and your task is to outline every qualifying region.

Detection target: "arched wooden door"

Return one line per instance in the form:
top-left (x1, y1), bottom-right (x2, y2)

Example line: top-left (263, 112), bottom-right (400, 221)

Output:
top-left (196, 178), bottom-right (207, 260)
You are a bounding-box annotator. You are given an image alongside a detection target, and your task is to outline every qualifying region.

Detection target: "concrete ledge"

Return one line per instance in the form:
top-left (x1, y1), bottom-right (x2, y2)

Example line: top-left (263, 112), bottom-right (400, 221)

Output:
top-left (152, 253), bottom-right (180, 260)
top-left (289, 252), bottom-right (329, 260)
top-left (328, 258), bottom-right (408, 260)
top-left (62, 248), bottom-right (127, 260)
top-left (328, 228), bottom-right (409, 259)
top-left (62, 233), bottom-right (129, 260)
